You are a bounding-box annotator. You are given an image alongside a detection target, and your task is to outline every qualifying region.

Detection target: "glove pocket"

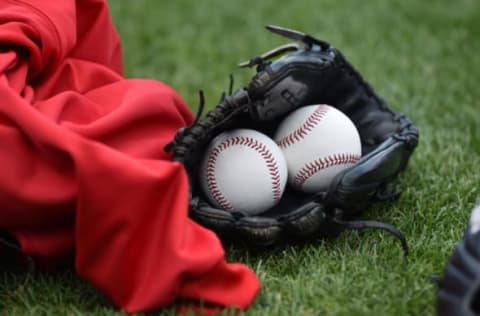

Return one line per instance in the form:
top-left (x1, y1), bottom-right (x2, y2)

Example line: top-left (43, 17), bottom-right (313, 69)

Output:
top-left (325, 136), bottom-right (415, 214)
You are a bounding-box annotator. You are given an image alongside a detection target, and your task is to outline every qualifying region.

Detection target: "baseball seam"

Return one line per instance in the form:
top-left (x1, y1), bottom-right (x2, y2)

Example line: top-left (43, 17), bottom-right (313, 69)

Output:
top-left (277, 105), bottom-right (330, 149)
top-left (293, 152), bottom-right (361, 189)
top-left (206, 136), bottom-right (283, 211)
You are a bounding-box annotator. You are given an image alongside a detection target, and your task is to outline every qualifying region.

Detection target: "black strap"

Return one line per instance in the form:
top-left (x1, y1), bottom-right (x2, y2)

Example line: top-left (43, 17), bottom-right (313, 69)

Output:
top-left (0, 235), bottom-right (35, 273)
top-left (334, 218), bottom-right (409, 257)
top-left (0, 235), bottom-right (22, 252)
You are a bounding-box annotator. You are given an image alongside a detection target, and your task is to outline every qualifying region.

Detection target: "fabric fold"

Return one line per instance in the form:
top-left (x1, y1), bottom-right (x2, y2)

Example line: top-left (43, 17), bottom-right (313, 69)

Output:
top-left (0, 0), bottom-right (260, 312)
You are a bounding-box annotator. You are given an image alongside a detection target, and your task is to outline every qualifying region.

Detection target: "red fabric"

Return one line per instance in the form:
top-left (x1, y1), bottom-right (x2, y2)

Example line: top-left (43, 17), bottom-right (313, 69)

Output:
top-left (0, 0), bottom-right (260, 312)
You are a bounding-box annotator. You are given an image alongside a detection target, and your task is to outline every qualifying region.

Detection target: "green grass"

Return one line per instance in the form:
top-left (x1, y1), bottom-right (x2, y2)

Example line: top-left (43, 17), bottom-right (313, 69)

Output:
top-left (2, 0), bottom-right (480, 315)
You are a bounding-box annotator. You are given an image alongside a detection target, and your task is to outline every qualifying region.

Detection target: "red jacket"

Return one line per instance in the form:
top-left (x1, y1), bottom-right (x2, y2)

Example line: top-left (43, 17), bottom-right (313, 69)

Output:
top-left (0, 0), bottom-right (260, 312)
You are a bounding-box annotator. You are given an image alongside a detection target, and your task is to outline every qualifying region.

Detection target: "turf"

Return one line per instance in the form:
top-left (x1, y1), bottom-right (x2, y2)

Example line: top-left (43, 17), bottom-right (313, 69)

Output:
top-left (1, 0), bottom-right (480, 315)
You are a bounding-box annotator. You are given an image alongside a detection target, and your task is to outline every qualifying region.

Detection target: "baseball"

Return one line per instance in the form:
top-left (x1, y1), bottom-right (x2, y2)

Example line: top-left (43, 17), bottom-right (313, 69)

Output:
top-left (274, 104), bottom-right (362, 193)
top-left (199, 128), bottom-right (288, 215)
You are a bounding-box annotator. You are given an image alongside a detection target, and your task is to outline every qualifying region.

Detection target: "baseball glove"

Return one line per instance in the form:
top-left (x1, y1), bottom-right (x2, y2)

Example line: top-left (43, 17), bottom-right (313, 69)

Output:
top-left (166, 25), bottom-right (418, 252)
top-left (437, 204), bottom-right (480, 316)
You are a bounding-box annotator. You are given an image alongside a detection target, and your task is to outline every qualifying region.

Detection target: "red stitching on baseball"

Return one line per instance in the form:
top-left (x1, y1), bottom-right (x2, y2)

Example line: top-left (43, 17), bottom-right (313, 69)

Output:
top-left (293, 153), bottom-right (361, 189)
top-left (277, 105), bottom-right (330, 149)
top-left (206, 135), bottom-right (283, 210)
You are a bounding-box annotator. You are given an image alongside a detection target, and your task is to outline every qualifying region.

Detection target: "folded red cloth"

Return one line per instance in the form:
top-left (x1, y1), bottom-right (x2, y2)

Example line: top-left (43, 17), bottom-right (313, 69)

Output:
top-left (0, 0), bottom-right (260, 312)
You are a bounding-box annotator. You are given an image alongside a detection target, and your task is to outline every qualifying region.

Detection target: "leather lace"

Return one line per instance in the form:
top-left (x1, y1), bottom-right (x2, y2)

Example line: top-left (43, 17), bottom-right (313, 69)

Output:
top-left (333, 218), bottom-right (409, 257)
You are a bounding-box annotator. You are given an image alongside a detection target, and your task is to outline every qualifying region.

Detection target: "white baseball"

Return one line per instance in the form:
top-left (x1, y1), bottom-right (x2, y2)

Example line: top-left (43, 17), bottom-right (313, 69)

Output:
top-left (274, 104), bottom-right (362, 193)
top-left (199, 128), bottom-right (288, 215)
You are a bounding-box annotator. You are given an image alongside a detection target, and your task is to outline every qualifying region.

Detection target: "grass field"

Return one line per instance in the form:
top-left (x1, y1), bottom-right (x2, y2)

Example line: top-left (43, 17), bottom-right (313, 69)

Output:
top-left (1, 0), bottom-right (480, 315)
